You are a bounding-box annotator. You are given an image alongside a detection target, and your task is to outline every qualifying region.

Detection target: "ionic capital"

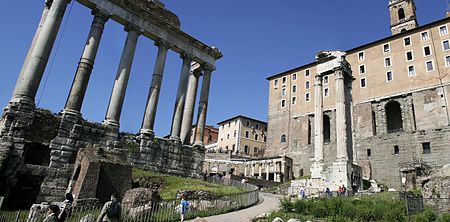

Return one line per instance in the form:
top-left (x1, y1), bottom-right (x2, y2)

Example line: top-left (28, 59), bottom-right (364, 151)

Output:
top-left (91, 9), bottom-right (111, 21)
top-left (180, 52), bottom-right (194, 61)
top-left (334, 69), bottom-right (345, 80)
top-left (314, 75), bottom-right (322, 86)
top-left (202, 63), bottom-right (216, 72)
top-left (155, 39), bottom-right (171, 50)
top-left (124, 24), bottom-right (143, 35)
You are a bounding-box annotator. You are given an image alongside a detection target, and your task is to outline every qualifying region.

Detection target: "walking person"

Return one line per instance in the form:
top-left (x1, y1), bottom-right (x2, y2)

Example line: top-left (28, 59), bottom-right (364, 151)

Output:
top-left (96, 194), bottom-right (121, 222)
top-left (43, 205), bottom-right (60, 222)
top-left (58, 193), bottom-right (73, 222)
top-left (178, 195), bottom-right (189, 222)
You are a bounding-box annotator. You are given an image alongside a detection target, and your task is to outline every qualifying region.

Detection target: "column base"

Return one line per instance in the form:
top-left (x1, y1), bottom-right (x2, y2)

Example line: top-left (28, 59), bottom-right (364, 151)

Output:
top-left (140, 128), bottom-right (155, 137)
top-left (61, 108), bottom-right (82, 118)
top-left (103, 119), bottom-right (120, 129)
top-left (169, 136), bottom-right (181, 141)
top-left (193, 141), bottom-right (204, 146)
top-left (310, 161), bottom-right (324, 179)
top-left (9, 95), bottom-right (35, 107)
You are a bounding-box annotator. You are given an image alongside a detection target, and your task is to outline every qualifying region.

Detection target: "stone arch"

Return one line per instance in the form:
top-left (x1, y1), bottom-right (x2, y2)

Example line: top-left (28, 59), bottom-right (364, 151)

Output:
top-left (385, 101), bottom-right (403, 133)
top-left (398, 8), bottom-right (405, 20)
top-left (323, 114), bottom-right (331, 142)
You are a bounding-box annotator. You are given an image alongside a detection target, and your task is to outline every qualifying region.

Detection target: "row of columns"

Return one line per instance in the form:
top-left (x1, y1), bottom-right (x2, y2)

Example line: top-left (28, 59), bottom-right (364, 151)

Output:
top-left (242, 161), bottom-right (283, 182)
top-left (11, 0), bottom-right (215, 145)
top-left (313, 68), bottom-right (349, 165)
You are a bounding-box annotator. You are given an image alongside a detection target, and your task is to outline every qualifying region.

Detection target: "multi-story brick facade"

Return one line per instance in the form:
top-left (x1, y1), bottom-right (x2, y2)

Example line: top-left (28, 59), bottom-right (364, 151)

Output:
top-left (267, 0), bottom-right (450, 190)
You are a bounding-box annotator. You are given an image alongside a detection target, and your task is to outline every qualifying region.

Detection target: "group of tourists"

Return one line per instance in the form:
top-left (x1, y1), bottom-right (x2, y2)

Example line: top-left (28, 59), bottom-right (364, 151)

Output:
top-left (298, 184), bottom-right (348, 200)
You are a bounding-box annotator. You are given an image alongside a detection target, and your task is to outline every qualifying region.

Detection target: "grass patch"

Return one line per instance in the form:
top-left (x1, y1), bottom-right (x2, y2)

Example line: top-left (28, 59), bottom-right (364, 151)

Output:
top-left (132, 168), bottom-right (244, 200)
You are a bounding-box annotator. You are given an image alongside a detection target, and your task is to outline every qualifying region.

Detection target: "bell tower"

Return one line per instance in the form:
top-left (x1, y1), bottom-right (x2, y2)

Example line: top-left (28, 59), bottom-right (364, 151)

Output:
top-left (389, 0), bottom-right (418, 35)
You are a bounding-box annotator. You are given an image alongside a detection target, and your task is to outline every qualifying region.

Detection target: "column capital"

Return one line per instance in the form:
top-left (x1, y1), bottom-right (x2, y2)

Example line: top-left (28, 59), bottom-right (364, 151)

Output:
top-left (180, 52), bottom-right (194, 61)
top-left (314, 75), bottom-right (322, 86)
top-left (202, 63), bottom-right (216, 72)
top-left (155, 39), bottom-right (171, 50)
top-left (91, 9), bottom-right (111, 20)
top-left (124, 25), bottom-right (143, 34)
top-left (335, 69), bottom-right (345, 80)
top-left (45, 0), bottom-right (53, 9)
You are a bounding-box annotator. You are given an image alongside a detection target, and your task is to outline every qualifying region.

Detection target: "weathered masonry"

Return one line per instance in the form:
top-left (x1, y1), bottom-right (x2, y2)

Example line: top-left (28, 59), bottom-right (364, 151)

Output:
top-left (0, 0), bottom-right (222, 209)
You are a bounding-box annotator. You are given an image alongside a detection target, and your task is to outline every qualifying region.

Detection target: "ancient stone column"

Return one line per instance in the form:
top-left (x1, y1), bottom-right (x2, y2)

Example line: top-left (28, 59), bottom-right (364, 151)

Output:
top-left (64, 11), bottom-right (109, 115)
top-left (266, 163), bottom-right (270, 180)
top-left (251, 164), bottom-right (255, 177)
top-left (170, 54), bottom-right (193, 140)
top-left (104, 28), bottom-right (140, 127)
top-left (335, 69), bottom-right (348, 161)
top-left (314, 75), bottom-right (324, 161)
top-left (244, 165), bottom-right (248, 176)
top-left (180, 69), bottom-right (200, 144)
top-left (194, 65), bottom-right (214, 145)
top-left (11, 0), bottom-right (71, 104)
top-left (140, 40), bottom-right (170, 135)
top-left (258, 163), bottom-right (263, 179)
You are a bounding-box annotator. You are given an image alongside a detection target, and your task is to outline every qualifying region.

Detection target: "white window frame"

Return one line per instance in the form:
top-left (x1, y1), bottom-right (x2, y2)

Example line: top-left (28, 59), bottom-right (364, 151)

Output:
top-left (282, 77), bottom-right (287, 85)
top-left (440, 25), bottom-right (449, 36)
top-left (386, 71), bottom-right (394, 82)
top-left (305, 69), bottom-right (310, 77)
top-left (445, 56), bottom-right (450, 67)
top-left (403, 36), bottom-right (412, 47)
top-left (405, 50), bottom-right (414, 62)
top-left (421, 31), bottom-right (430, 41)
top-left (425, 60), bottom-right (435, 72)
top-left (359, 64), bottom-right (366, 74)
top-left (274, 79), bottom-right (279, 89)
top-left (292, 73), bottom-right (297, 81)
top-left (358, 51), bottom-right (365, 61)
top-left (324, 88), bottom-right (329, 97)
top-left (407, 65), bottom-right (416, 77)
top-left (281, 87), bottom-right (286, 96)
top-left (384, 57), bottom-right (392, 68)
top-left (360, 78), bottom-right (367, 88)
top-left (423, 45), bottom-right (432, 57)
top-left (323, 76), bottom-right (329, 85)
top-left (442, 40), bottom-right (450, 52)
top-left (292, 85), bottom-right (297, 93)
top-left (305, 81), bottom-right (310, 90)
top-left (383, 43), bottom-right (391, 53)
top-left (305, 93), bottom-right (310, 102)
top-left (292, 96), bottom-right (297, 105)
top-left (281, 99), bottom-right (286, 108)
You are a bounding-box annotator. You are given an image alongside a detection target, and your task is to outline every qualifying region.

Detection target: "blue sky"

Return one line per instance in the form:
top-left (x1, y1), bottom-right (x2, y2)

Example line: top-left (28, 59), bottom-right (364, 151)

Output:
top-left (0, 1), bottom-right (445, 136)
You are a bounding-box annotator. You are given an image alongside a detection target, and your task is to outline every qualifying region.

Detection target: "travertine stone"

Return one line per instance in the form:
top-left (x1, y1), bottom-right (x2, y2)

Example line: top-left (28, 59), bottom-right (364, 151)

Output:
top-left (180, 68), bottom-right (200, 144)
top-left (194, 66), bottom-right (214, 145)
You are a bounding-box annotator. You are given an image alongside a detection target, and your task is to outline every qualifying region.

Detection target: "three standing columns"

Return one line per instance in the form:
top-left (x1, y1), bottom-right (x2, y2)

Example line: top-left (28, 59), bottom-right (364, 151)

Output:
top-left (170, 55), bottom-right (193, 140)
top-left (104, 27), bottom-right (140, 128)
top-left (335, 69), bottom-right (348, 161)
top-left (314, 75), bottom-right (324, 162)
top-left (64, 11), bottom-right (109, 115)
top-left (194, 65), bottom-right (214, 145)
top-left (11, 0), bottom-right (71, 105)
top-left (141, 40), bottom-right (170, 135)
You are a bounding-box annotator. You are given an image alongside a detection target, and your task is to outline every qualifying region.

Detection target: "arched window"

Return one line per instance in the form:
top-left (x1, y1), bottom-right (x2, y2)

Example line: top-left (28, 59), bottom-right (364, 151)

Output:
top-left (401, 28), bottom-right (407, 33)
top-left (398, 8), bottom-right (405, 20)
top-left (281, 134), bottom-right (286, 143)
top-left (323, 115), bottom-right (331, 142)
top-left (386, 101), bottom-right (403, 133)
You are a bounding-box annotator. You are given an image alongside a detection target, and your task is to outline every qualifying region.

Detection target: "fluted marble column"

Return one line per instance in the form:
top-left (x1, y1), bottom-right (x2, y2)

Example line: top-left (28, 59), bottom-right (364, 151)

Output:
top-left (11, 0), bottom-right (71, 104)
top-left (180, 69), bottom-right (200, 144)
top-left (314, 75), bottom-right (324, 162)
top-left (335, 70), bottom-right (348, 161)
top-left (141, 40), bottom-right (170, 135)
top-left (170, 55), bottom-right (193, 140)
top-left (194, 65), bottom-right (214, 145)
top-left (64, 11), bottom-right (108, 115)
top-left (104, 28), bottom-right (140, 127)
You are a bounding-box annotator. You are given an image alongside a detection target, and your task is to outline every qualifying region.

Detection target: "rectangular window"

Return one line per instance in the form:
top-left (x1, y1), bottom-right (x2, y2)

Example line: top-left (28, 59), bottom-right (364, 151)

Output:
top-left (358, 51), bottom-right (365, 61)
top-left (324, 88), bottom-right (329, 97)
top-left (359, 64), bottom-right (366, 74)
top-left (446, 56), bottom-right (450, 67)
top-left (383, 43), bottom-right (390, 53)
top-left (281, 99), bottom-right (286, 108)
top-left (443, 40), bottom-right (450, 51)
top-left (234, 130), bottom-right (237, 137)
top-left (244, 145), bottom-right (249, 154)
top-left (255, 124), bottom-right (259, 129)
top-left (422, 142), bottom-right (431, 154)
top-left (440, 25), bottom-right (448, 36)
top-left (281, 88), bottom-right (286, 96)
top-left (386, 71), bottom-right (393, 82)
top-left (404, 37), bottom-right (411, 46)
top-left (292, 73), bottom-right (297, 81)
top-left (423, 46), bottom-right (432, 57)
top-left (274, 79), bottom-right (278, 88)
top-left (323, 76), bottom-right (329, 85)
top-left (384, 57), bottom-right (392, 67)
top-left (394, 145), bottom-right (400, 155)
top-left (360, 78), bottom-right (367, 88)
top-left (282, 77), bottom-right (286, 84)
top-left (245, 131), bottom-right (249, 138)
top-left (246, 121), bottom-right (250, 127)
top-left (227, 133), bottom-right (230, 139)
top-left (406, 51), bottom-right (414, 61)
top-left (305, 93), bottom-right (310, 102)
top-left (367, 149), bottom-right (371, 157)
top-left (421, 31), bottom-right (430, 41)
top-left (292, 85), bottom-right (297, 93)
top-left (408, 65), bottom-right (416, 76)
top-left (305, 69), bottom-right (310, 77)
top-left (305, 81), bottom-right (310, 89)
top-left (255, 134), bottom-right (258, 141)
top-left (426, 60), bottom-right (434, 72)
top-left (292, 96), bottom-right (297, 105)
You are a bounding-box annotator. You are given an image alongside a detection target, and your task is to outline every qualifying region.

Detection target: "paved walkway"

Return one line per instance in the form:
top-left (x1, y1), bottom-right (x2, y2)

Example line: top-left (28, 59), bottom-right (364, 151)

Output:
top-left (188, 192), bottom-right (282, 222)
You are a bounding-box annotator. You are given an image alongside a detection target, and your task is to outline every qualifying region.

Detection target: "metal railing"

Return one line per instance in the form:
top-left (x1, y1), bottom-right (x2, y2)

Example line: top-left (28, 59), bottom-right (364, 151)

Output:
top-left (0, 178), bottom-right (259, 222)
